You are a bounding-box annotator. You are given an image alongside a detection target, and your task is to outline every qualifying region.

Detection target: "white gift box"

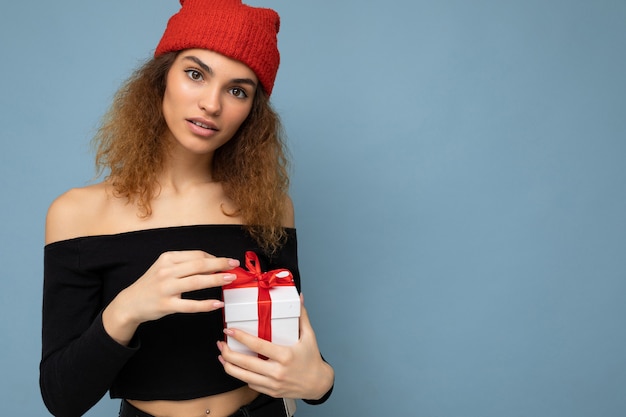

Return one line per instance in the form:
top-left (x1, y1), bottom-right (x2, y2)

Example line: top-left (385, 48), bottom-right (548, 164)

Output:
top-left (223, 284), bottom-right (301, 356)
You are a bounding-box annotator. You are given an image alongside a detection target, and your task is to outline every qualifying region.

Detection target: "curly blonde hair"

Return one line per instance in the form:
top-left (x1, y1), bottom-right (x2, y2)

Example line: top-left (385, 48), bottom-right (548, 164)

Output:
top-left (93, 52), bottom-right (290, 252)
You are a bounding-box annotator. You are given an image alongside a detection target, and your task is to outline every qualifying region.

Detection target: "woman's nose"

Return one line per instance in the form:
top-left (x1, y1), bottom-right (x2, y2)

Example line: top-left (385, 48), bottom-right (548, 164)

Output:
top-left (198, 88), bottom-right (221, 116)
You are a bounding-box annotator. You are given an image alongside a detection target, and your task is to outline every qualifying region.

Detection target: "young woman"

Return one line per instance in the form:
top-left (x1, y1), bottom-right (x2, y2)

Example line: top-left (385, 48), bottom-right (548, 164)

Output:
top-left (40, 1), bottom-right (334, 416)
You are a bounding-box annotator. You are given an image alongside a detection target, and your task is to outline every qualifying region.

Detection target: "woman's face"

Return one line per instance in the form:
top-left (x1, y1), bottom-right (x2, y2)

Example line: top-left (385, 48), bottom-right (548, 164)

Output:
top-left (162, 48), bottom-right (258, 156)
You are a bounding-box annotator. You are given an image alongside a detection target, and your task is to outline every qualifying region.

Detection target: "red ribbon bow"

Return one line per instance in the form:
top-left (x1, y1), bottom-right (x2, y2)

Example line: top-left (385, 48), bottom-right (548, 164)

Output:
top-left (223, 251), bottom-right (294, 343)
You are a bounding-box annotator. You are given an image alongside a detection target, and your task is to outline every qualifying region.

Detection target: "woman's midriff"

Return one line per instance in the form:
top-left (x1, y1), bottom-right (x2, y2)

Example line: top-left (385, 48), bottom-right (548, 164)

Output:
top-left (127, 386), bottom-right (259, 417)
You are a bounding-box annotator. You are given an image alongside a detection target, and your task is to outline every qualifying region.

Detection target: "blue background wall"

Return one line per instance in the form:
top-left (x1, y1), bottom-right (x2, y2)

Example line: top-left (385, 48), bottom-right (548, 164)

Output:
top-left (1, 1), bottom-right (625, 416)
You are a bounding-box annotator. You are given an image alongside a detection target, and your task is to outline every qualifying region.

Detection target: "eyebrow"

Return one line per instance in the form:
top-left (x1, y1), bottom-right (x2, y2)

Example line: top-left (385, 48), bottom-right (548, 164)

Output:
top-left (182, 55), bottom-right (258, 88)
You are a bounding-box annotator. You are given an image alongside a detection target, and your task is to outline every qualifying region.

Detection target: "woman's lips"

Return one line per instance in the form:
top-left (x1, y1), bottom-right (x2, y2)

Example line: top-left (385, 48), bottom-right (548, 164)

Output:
top-left (187, 118), bottom-right (219, 137)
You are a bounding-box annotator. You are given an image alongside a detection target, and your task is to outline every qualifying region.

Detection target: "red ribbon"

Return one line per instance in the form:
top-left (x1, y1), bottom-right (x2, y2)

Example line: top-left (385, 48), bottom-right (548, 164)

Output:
top-left (223, 251), bottom-right (294, 344)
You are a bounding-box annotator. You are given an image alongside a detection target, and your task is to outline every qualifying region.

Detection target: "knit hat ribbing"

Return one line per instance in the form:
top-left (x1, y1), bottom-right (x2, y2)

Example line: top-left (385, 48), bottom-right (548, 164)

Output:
top-left (155, 0), bottom-right (280, 96)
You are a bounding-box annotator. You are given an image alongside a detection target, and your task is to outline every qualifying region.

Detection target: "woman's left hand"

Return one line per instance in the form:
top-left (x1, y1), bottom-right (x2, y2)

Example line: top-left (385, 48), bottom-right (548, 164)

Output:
top-left (216, 297), bottom-right (334, 401)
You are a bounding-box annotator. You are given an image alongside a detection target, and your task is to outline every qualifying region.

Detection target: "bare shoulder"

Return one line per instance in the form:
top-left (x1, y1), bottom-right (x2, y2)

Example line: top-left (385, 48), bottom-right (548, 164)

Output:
top-left (45, 183), bottom-right (110, 244)
top-left (282, 194), bottom-right (295, 228)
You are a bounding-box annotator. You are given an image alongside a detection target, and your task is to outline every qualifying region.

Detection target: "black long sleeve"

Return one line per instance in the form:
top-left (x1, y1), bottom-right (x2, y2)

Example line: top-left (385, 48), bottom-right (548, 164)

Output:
top-left (40, 241), bottom-right (138, 417)
top-left (40, 226), bottom-right (331, 417)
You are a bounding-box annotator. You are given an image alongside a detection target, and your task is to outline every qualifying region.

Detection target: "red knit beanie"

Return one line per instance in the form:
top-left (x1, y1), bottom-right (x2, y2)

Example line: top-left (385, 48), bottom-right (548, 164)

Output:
top-left (155, 0), bottom-right (280, 96)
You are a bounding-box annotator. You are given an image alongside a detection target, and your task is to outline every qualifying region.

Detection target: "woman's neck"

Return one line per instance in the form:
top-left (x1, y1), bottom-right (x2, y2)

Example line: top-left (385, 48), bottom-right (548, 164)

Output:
top-left (158, 151), bottom-right (216, 194)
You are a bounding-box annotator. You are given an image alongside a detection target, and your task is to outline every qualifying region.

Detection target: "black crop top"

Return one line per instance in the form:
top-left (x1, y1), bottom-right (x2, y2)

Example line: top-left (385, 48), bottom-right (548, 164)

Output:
top-left (40, 225), bottom-right (330, 417)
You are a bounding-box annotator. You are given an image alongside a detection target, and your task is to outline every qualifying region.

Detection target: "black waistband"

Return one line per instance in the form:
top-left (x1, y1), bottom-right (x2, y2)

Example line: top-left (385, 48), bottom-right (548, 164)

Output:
top-left (119, 394), bottom-right (287, 417)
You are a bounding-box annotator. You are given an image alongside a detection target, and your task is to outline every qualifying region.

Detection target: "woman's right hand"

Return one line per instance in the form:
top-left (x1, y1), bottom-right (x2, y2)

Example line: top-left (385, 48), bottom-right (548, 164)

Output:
top-left (102, 251), bottom-right (239, 346)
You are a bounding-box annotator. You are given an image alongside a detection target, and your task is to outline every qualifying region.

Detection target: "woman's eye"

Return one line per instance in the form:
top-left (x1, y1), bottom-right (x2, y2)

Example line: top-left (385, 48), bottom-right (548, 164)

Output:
top-left (230, 87), bottom-right (248, 99)
top-left (185, 69), bottom-right (203, 81)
